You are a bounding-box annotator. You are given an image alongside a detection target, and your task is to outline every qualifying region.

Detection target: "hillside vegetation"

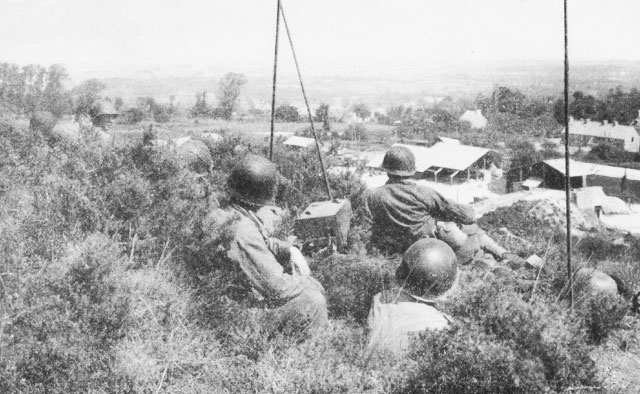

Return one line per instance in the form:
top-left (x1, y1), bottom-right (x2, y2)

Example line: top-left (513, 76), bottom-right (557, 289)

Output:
top-left (1, 119), bottom-right (639, 394)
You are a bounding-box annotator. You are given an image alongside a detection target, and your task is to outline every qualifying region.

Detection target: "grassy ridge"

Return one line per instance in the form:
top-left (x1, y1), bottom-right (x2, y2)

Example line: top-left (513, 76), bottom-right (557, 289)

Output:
top-left (0, 119), bottom-right (638, 393)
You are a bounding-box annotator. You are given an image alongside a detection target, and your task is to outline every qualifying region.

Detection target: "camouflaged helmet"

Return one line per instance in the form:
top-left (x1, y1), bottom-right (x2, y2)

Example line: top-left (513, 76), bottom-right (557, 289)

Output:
top-left (90, 100), bottom-right (118, 118)
top-left (396, 239), bottom-right (457, 298)
top-left (381, 146), bottom-right (416, 176)
top-left (227, 154), bottom-right (279, 206)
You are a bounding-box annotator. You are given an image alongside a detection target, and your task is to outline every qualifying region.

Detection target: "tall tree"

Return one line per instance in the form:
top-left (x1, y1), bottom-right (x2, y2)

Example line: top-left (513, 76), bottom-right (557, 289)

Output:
top-left (315, 103), bottom-right (330, 130)
top-left (352, 103), bottom-right (371, 120)
top-left (43, 64), bottom-right (71, 118)
top-left (72, 79), bottom-right (107, 116)
top-left (215, 72), bottom-right (247, 120)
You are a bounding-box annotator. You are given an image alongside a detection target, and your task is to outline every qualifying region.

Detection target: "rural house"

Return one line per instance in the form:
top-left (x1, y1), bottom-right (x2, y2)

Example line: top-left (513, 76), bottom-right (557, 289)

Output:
top-left (565, 117), bottom-right (640, 152)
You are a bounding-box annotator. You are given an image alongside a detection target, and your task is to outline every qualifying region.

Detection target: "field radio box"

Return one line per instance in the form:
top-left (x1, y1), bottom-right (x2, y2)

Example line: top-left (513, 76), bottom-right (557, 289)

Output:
top-left (294, 199), bottom-right (352, 249)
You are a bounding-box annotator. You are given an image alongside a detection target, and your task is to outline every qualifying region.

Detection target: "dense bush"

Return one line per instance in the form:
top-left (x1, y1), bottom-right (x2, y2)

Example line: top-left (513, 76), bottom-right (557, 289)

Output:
top-left (424, 273), bottom-right (602, 393)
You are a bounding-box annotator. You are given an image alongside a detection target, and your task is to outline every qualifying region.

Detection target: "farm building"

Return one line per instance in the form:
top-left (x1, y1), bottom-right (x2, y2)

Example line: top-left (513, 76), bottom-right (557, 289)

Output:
top-left (365, 142), bottom-right (495, 184)
top-left (565, 117), bottom-right (640, 152)
top-left (508, 158), bottom-right (640, 201)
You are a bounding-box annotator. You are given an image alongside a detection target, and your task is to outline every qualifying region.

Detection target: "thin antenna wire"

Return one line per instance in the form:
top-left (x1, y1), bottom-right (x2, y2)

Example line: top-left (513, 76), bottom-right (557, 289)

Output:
top-left (269, 0), bottom-right (281, 160)
top-left (564, 0), bottom-right (574, 308)
top-left (279, 1), bottom-right (333, 200)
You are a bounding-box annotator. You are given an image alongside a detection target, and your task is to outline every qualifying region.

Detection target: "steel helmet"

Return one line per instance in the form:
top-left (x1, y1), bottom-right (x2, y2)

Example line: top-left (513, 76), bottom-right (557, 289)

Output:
top-left (396, 238), bottom-right (457, 297)
top-left (227, 154), bottom-right (279, 206)
top-left (381, 146), bottom-right (416, 176)
top-left (90, 100), bottom-right (118, 118)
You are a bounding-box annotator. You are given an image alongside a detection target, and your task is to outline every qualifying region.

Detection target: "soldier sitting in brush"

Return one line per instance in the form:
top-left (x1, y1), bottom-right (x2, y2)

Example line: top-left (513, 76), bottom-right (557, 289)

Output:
top-left (205, 154), bottom-right (328, 338)
top-left (365, 146), bottom-right (524, 268)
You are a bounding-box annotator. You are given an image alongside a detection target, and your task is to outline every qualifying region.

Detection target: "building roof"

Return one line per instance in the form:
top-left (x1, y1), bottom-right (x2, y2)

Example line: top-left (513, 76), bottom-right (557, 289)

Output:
top-left (283, 136), bottom-right (316, 148)
top-left (543, 158), bottom-right (640, 181)
top-left (424, 142), bottom-right (491, 171)
top-left (436, 136), bottom-right (461, 145)
top-left (566, 117), bottom-right (639, 141)
top-left (365, 142), bottom-right (491, 172)
top-left (542, 159), bottom-right (594, 177)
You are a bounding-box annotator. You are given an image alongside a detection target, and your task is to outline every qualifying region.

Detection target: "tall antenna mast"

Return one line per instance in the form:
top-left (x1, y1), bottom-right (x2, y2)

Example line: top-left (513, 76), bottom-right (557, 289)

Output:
top-left (564, 0), bottom-right (574, 307)
top-left (269, 0), bottom-right (281, 160)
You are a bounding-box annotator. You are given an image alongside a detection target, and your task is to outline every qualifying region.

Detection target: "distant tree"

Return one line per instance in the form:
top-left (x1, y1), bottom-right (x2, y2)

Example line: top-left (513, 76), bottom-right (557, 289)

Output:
top-left (215, 72), bottom-right (247, 120)
top-left (0, 63), bottom-right (24, 113)
top-left (0, 62), bottom-right (72, 117)
top-left (152, 104), bottom-right (171, 123)
top-left (20, 64), bottom-right (47, 114)
top-left (114, 97), bottom-right (124, 111)
top-left (508, 140), bottom-right (542, 169)
top-left (42, 64), bottom-right (71, 118)
top-left (315, 103), bottom-right (330, 131)
top-left (492, 86), bottom-right (526, 115)
top-left (72, 79), bottom-right (107, 116)
top-left (553, 98), bottom-right (565, 125)
top-left (386, 105), bottom-right (407, 125)
top-left (275, 103), bottom-right (300, 122)
top-left (352, 103), bottom-right (371, 120)
top-left (190, 92), bottom-right (213, 118)
top-left (431, 108), bottom-right (455, 123)
top-left (475, 93), bottom-right (492, 113)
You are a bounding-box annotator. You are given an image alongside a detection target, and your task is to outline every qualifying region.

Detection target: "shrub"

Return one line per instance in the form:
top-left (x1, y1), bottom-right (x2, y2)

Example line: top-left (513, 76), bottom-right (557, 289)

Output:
top-left (578, 294), bottom-right (629, 345)
top-left (0, 235), bottom-right (134, 393)
top-left (437, 272), bottom-right (601, 393)
top-left (313, 254), bottom-right (396, 322)
top-left (121, 107), bottom-right (145, 124)
top-left (399, 328), bottom-right (548, 394)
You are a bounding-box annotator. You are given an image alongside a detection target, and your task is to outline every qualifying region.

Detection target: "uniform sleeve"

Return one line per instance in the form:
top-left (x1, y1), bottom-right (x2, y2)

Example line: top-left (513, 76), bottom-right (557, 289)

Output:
top-left (363, 189), bottom-right (375, 225)
top-left (227, 218), bottom-right (309, 300)
top-left (420, 187), bottom-right (477, 225)
top-left (266, 237), bottom-right (292, 262)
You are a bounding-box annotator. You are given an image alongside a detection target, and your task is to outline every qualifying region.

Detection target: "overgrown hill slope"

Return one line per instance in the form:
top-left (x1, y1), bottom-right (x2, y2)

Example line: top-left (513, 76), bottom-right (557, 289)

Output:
top-left (1, 121), bottom-right (638, 393)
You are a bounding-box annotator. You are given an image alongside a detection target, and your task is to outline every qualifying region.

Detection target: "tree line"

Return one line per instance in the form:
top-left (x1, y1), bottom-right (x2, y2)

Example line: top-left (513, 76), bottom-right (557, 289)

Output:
top-left (0, 63), bottom-right (71, 118)
top-left (553, 87), bottom-right (640, 125)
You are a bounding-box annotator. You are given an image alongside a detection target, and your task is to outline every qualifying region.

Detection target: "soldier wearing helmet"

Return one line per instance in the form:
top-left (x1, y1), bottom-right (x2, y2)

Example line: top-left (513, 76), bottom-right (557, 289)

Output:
top-left (365, 146), bottom-right (524, 267)
top-left (207, 154), bottom-right (327, 338)
top-left (366, 239), bottom-right (455, 355)
top-left (85, 100), bottom-right (119, 146)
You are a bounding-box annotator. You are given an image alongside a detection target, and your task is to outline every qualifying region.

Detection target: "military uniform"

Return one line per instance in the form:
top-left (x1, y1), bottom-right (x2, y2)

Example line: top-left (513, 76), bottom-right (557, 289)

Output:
top-left (365, 178), bottom-right (509, 263)
top-left (223, 203), bottom-right (328, 336)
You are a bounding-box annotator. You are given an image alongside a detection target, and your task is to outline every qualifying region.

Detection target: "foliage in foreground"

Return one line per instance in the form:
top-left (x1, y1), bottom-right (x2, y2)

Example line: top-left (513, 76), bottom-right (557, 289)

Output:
top-left (1, 120), bottom-right (639, 393)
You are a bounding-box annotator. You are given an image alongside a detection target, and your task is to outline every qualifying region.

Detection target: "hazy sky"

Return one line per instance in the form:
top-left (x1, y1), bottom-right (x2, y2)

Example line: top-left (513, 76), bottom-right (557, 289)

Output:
top-left (1, 0), bottom-right (639, 79)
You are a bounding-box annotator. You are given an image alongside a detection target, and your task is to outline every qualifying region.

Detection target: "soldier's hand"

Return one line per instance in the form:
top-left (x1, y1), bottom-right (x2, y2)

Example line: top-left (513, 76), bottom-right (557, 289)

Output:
top-left (289, 246), bottom-right (311, 276)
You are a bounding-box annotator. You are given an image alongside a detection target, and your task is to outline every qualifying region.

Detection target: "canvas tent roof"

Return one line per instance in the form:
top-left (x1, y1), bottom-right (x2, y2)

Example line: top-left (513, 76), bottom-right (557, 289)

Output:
top-left (543, 158), bottom-right (640, 181)
top-left (364, 144), bottom-right (433, 171)
top-left (283, 136), bottom-right (316, 148)
top-left (365, 142), bottom-right (491, 172)
top-left (542, 159), bottom-right (594, 177)
top-left (424, 142), bottom-right (490, 171)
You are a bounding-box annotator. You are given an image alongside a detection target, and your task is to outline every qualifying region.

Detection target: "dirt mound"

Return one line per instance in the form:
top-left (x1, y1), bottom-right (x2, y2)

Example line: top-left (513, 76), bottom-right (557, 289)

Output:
top-left (525, 198), bottom-right (596, 231)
